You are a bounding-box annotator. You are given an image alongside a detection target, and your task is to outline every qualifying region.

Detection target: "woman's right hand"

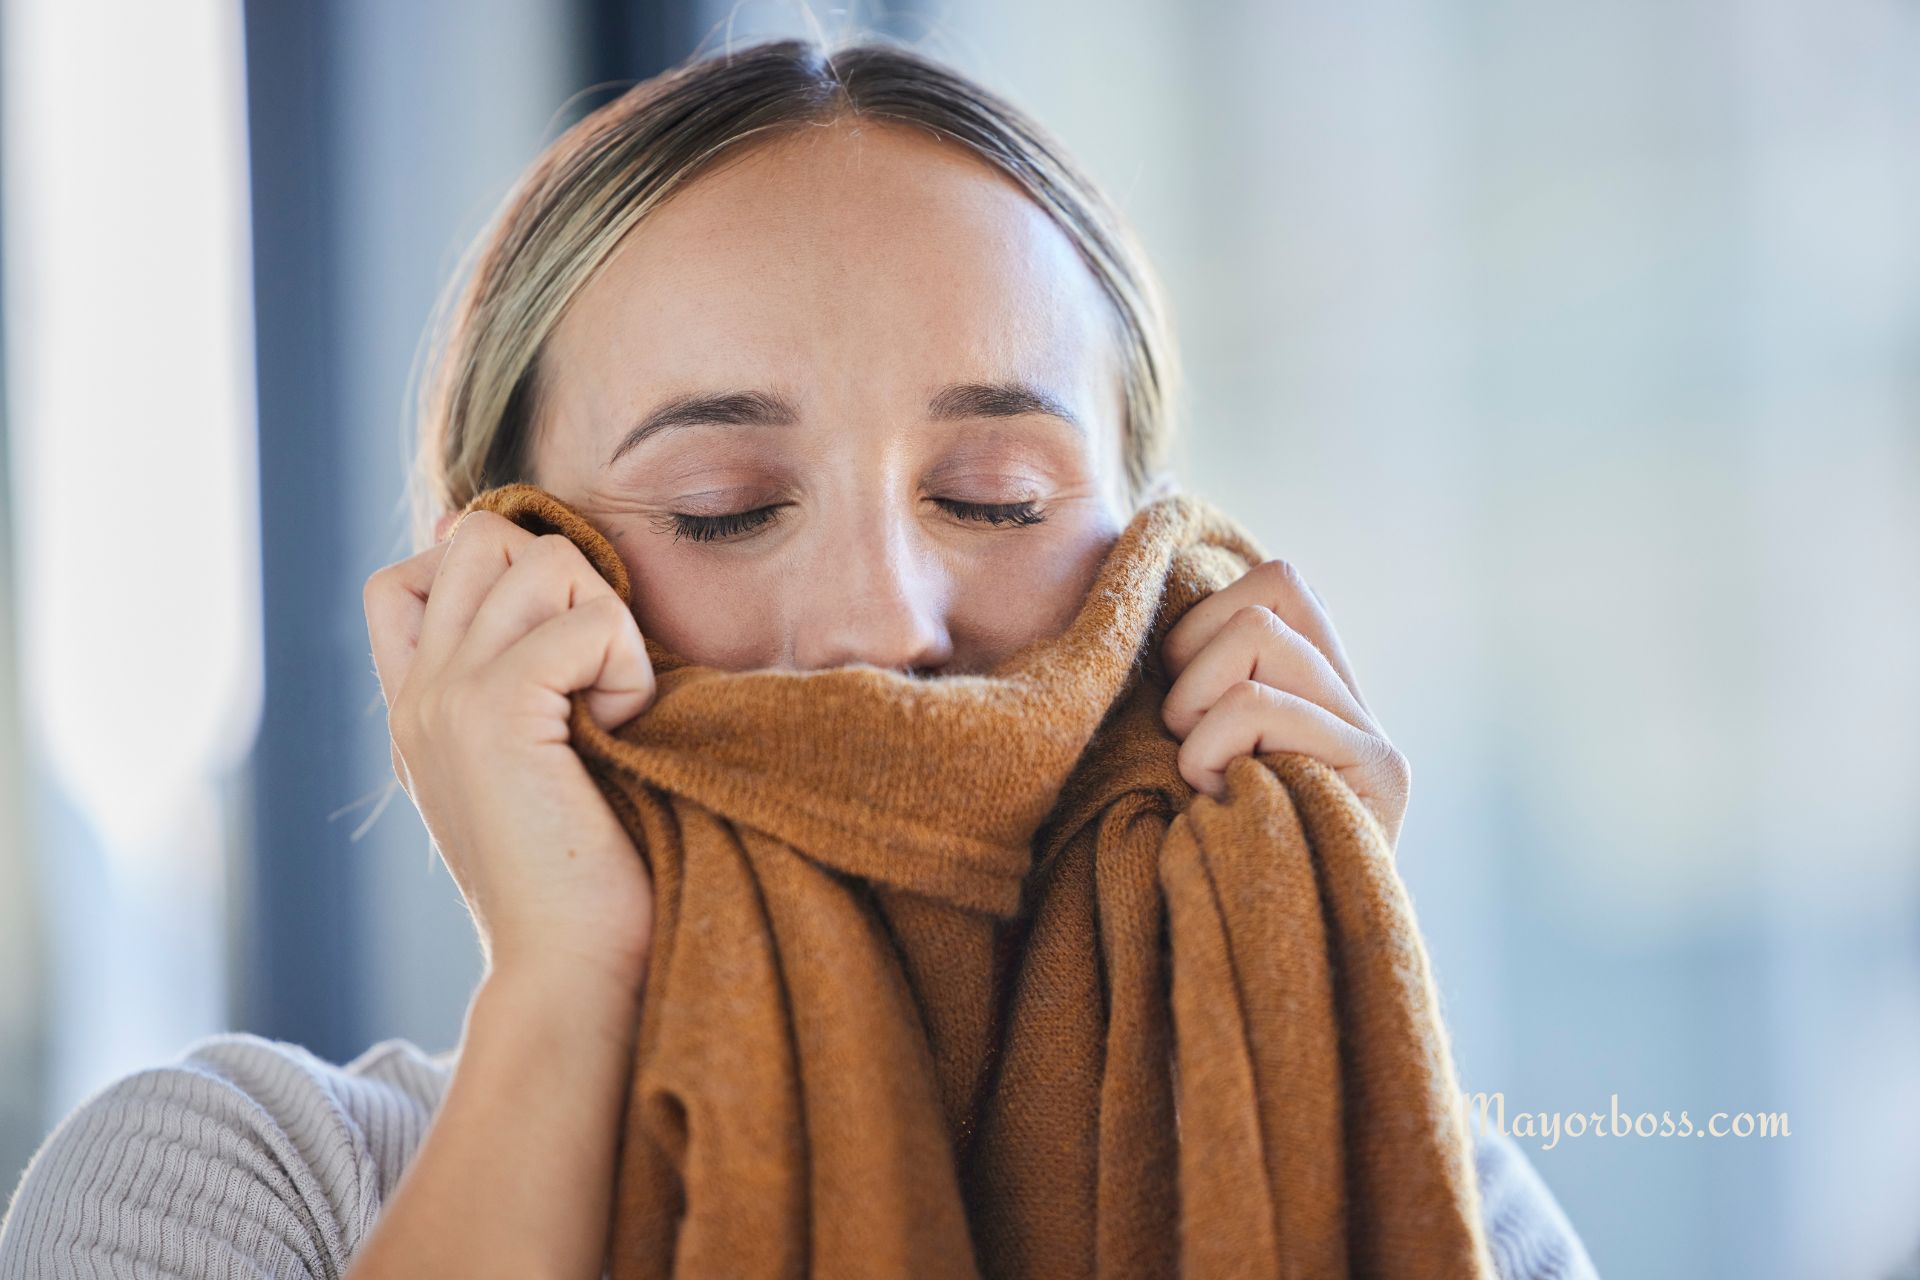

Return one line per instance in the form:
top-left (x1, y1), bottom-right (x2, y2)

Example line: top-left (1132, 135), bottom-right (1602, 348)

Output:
top-left (363, 507), bottom-right (658, 1000)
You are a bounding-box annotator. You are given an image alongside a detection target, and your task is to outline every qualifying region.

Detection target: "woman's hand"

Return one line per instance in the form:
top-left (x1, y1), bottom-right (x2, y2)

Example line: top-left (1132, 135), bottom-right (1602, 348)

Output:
top-left (1159, 558), bottom-right (1411, 848)
top-left (363, 508), bottom-right (658, 998)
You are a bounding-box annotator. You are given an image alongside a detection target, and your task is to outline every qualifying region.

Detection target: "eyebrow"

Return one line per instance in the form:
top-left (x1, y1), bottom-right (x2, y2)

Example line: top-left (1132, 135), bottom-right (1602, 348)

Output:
top-left (605, 380), bottom-right (1084, 468)
top-left (926, 381), bottom-right (1084, 434)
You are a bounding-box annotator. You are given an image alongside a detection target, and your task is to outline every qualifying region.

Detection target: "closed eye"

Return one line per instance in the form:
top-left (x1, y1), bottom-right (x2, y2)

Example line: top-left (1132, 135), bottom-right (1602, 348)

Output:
top-left (933, 498), bottom-right (1047, 528)
top-left (657, 498), bottom-right (1049, 544)
top-left (655, 504), bottom-right (783, 543)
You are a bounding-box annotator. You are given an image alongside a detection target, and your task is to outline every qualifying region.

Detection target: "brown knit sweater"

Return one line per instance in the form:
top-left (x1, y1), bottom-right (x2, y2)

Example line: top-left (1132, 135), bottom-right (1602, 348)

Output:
top-left (463, 482), bottom-right (1497, 1280)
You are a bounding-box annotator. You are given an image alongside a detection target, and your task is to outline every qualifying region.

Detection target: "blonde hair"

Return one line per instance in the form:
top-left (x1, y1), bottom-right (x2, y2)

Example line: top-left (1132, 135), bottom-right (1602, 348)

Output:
top-left (408, 35), bottom-right (1181, 553)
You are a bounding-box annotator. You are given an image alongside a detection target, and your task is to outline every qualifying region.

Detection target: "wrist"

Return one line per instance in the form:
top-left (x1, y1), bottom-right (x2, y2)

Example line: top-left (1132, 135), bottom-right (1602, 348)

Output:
top-left (486, 928), bottom-right (650, 1001)
top-left (468, 958), bottom-right (645, 1057)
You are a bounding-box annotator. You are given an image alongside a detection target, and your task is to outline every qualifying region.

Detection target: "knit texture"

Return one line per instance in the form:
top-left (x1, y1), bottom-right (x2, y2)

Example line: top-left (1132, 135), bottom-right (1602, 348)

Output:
top-left (462, 482), bottom-right (1500, 1280)
top-left (0, 1034), bottom-right (1598, 1279)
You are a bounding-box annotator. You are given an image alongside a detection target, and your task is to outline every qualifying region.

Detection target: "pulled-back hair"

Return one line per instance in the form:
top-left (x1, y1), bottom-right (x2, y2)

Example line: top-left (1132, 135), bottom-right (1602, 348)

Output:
top-left (409, 36), bottom-right (1180, 552)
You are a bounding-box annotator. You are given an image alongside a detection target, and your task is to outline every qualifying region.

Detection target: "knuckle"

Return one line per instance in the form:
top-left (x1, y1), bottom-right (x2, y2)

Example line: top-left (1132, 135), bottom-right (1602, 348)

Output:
top-left (526, 532), bottom-right (581, 570)
top-left (1388, 746), bottom-right (1411, 786)
top-left (440, 509), bottom-right (498, 555)
top-left (1159, 687), bottom-right (1192, 734)
top-left (1250, 557), bottom-right (1305, 593)
top-left (440, 673), bottom-right (490, 724)
top-left (362, 561), bottom-right (410, 616)
top-left (586, 592), bottom-right (630, 625)
top-left (1173, 729), bottom-right (1202, 773)
top-left (442, 510), bottom-right (515, 561)
top-left (412, 679), bottom-right (468, 739)
top-left (455, 508), bottom-right (507, 535)
top-left (1220, 677), bottom-right (1271, 713)
top-left (595, 597), bottom-right (647, 655)
top-left (1228, 602), bottom-right (1286, 639)
top-left (1370, 738), bottom-right (1410, 785)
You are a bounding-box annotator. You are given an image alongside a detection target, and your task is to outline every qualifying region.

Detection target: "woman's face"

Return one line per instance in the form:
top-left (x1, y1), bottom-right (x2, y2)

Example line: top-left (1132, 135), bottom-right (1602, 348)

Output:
top-left (516, 119), bottom-right (1131, 676)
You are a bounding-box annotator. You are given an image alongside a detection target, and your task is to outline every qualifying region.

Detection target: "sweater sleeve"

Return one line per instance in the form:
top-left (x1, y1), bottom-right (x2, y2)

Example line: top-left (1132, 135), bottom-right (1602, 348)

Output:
top-left (3, 1033), bottom-right (1592, 1279)
top-left (1472, 1122), bottom-right (1600, 1279)
top-left (0, 1033), bottom-right (450, 1280)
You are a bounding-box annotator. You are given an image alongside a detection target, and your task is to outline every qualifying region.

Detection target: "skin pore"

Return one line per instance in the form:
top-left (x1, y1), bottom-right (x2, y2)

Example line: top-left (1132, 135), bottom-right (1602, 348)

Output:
top-left (515, 117), bottom-right (1134, 677)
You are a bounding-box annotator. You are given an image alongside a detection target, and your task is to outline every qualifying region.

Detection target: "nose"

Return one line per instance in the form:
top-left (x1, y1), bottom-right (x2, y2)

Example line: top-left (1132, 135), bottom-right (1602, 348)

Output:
top-left (790, 506), bottom-right (955, 675)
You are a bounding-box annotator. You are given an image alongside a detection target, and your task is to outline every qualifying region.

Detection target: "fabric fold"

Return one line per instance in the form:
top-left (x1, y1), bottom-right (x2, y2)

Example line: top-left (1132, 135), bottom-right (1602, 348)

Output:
top-left (461, 481), bottom-right (1495, 1279)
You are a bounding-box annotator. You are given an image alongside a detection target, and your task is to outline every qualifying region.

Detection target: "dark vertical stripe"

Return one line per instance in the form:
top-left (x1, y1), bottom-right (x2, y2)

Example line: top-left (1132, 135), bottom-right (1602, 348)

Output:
top-left (237, 0), bottom-right (364, 1061)
top-left (577, 0), bottom-right (702, 87)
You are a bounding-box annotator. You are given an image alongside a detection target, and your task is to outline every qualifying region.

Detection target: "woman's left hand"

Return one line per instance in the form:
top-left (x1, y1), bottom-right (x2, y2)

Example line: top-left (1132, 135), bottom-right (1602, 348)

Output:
top-left (1159, 558), bottom-right (1411, 848)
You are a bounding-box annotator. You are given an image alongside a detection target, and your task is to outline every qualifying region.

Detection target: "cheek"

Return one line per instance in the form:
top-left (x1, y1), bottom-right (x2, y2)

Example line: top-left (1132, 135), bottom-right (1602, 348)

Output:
top-left (613, 542), bottom-right (784, 670)
top-left (948, 519), bottom-right (1119, 648)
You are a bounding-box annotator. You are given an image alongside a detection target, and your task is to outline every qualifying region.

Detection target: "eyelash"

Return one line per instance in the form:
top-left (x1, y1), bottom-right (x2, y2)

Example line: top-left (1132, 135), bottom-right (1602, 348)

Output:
top-left (660, 498), bottom-right (1048, 544)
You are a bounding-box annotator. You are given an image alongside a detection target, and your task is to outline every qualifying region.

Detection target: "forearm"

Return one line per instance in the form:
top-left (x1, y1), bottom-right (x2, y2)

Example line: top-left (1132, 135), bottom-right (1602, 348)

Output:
top-left (345, 966), bottom-right (643, 1280)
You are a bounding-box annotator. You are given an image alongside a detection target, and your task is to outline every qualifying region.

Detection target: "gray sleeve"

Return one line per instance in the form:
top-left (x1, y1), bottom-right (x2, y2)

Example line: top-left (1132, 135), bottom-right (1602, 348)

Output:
top-left (0, 1034), bottom-right (446, 1280)
top-left (4, 1032), bottom-right (1583, 1278)
top-left (1473, 1123), bottom-right (1601, 1279)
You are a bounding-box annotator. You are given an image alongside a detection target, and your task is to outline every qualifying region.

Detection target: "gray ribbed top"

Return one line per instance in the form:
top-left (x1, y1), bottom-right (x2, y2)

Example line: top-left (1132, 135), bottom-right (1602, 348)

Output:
top-left (0, 1032), bottom-right (1598, 1278)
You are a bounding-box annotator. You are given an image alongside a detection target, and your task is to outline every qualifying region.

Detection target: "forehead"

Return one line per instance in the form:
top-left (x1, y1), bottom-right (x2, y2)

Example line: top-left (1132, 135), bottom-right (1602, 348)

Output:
top-left (543, 118), bottom-right (1121, 412)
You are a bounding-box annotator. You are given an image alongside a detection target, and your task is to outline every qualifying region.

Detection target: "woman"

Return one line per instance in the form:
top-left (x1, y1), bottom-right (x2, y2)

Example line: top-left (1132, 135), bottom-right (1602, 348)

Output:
top-left (0, 36), bottom-right (1595, 1279)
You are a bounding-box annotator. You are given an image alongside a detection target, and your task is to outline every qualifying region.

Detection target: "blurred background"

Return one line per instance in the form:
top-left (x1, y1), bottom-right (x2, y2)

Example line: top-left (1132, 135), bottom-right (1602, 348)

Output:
top-left (2, 1), bottom-right (1916, 1275)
